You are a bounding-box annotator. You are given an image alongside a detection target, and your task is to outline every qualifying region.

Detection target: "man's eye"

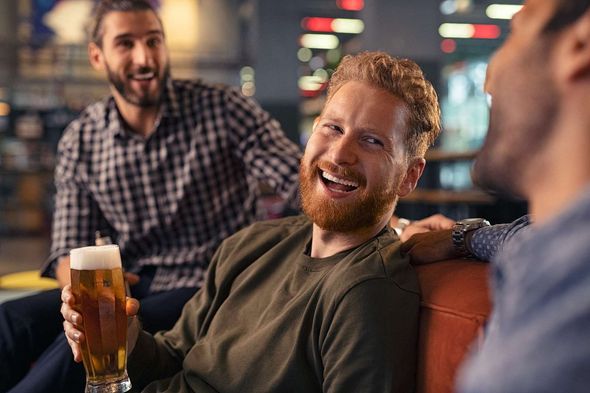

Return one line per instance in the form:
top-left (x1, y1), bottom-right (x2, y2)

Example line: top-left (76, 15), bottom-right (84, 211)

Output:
top-left (117, 40), bottom-right (133, 49)
top-left (325, 124), bottom-right (342, 133)
top-left (365, 137), bottom-right (384, 146)
top-left (147, 38), bottom-right (161, 48)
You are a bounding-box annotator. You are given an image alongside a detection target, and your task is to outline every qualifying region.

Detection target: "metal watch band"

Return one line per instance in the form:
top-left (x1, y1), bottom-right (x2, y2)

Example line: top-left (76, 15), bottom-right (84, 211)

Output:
top-left (452, 218), bottom-right (491, 258)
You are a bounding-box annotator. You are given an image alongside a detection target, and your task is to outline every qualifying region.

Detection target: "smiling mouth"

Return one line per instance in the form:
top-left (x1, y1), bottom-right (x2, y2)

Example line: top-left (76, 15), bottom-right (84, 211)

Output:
top-left (129, 71), bottom-right (156, 81)
top-left (320, 170), bottom-right (360, 193)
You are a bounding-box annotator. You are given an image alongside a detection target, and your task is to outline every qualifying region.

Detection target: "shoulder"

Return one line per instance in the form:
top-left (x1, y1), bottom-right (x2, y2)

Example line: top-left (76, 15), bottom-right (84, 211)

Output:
top-left (170, 79), bottom-right (238, 102)
top-left (58, 99), bottom-right (110, 150)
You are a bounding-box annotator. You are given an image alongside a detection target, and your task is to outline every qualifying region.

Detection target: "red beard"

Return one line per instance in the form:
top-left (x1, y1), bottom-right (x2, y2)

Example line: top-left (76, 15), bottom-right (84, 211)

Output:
top-left (299, 159), bottom-right (398, 233)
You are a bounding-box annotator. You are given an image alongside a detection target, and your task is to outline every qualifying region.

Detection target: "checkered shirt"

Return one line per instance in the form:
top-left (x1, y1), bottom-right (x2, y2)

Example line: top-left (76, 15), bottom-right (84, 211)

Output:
top-left (42, 79), bottom-right (302, 292)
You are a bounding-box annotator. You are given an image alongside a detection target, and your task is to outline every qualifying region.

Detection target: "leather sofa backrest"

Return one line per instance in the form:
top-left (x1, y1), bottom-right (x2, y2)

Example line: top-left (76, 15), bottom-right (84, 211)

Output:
top-left (414, 260), bottom-right (492, 393)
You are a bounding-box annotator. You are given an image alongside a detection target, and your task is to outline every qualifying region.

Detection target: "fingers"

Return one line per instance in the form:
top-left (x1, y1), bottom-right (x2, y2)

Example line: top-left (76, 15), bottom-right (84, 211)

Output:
top-left (416, 214), bottom-right (455, 230)
top-left (400, 225), bottom-right (429, 242)
top-left (124, 272), bottom-right (140, 286)
top-left (126, 297), bottom-right (140, 317)
top-left (63, 320), bottom-right (84, 363)
top-left (60, 284), bottom-right (84, 362)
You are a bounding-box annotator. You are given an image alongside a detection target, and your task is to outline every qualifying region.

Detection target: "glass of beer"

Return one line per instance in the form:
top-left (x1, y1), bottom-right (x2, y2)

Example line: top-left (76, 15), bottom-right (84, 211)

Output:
top-left (70, 245), bottom-right (131, 393)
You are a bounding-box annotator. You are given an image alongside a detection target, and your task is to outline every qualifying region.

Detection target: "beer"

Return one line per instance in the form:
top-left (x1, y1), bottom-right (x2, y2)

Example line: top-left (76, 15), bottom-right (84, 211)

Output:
top-left (70, 245), bottom-right (131, 393)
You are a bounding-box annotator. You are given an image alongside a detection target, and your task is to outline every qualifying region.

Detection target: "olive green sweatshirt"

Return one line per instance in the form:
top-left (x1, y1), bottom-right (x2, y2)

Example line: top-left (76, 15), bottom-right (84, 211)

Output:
top-left (128, 215), bottom-right (420, 392)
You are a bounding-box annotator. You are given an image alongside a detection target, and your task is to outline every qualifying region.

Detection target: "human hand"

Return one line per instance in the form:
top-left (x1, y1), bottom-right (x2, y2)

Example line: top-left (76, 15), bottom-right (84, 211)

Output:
top-left (400, 229), bottom-right (456, 265)
top-left (61, 285), bottom-right (141, 362)
top-left (399, 214), bottom-right (455, 242)
top-left (55, 257), bottom-right (71, 288)
top-left (124, 272), bottom-right (140, 286)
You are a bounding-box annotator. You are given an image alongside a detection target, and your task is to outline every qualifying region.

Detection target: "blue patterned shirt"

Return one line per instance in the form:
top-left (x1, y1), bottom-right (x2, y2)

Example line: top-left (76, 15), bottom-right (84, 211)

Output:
top-left (460, 186), bottom-right (590, 393)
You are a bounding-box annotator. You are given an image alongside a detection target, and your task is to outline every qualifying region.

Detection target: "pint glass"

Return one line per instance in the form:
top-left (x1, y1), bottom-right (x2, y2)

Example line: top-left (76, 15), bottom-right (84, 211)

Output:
top-left (70, 245), bottom-right (131, 393)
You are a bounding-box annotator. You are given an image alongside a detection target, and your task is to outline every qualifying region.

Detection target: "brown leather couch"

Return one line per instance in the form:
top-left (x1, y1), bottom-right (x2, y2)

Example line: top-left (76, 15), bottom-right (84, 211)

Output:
top-left (414, 259), bottom-right (492, 393)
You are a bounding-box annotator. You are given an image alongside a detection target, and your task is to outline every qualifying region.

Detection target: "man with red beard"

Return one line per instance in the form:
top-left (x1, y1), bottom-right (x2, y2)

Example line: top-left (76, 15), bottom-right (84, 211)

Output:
top-left (61, 51), bottom-right (441, 392)
top-left (0, 1), bottom-right (302, 392)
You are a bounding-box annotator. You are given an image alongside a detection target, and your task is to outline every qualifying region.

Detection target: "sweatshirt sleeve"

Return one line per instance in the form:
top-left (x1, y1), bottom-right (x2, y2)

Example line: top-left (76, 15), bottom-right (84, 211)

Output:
top-left (126, 243), bottom-right (225, 389)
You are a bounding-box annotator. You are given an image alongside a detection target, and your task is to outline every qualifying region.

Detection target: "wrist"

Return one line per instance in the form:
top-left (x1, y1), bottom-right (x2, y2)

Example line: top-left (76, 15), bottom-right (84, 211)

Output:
top-left (452, 218), bottom-right (490, 258)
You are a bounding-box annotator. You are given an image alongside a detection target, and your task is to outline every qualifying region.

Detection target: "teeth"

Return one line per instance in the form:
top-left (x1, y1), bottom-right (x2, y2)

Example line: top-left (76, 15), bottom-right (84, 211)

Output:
top-left (322, 171), bottom-right (359, 187)
top-left (133, 72), bottom-right (154, 80)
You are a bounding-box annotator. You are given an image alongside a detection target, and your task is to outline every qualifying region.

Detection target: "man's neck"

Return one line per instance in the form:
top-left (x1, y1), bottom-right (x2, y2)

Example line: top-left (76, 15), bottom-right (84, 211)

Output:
top-left (527, 98), bottom-right (590, 226)
top-left (310, 216), bottom-right (390, 258)
top-left (113, 94), bottom-right (160, 138)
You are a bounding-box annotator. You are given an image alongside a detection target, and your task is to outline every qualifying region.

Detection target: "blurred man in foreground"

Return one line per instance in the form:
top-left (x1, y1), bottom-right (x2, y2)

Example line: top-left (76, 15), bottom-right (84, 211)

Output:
top-left (62, 51), bottom-right (442, 392)
top-left (403, 1), bottom-right (590, 392)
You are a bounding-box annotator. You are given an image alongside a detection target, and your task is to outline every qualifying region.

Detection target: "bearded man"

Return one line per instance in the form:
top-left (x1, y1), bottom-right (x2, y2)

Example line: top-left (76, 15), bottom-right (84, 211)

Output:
top-left (61, 51), bottom-right (442, 393)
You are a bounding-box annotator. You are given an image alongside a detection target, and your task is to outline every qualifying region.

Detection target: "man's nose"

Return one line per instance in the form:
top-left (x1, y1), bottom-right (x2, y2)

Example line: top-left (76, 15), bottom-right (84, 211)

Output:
top-left (132, 42), bottom-right (150, 66)
top-left (330, 135), bottom-right (358, 166)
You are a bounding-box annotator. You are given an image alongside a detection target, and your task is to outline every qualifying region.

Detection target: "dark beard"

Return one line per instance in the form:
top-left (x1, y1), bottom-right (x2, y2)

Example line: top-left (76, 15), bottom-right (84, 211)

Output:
top-left (106, 63), bottom-right (169, 108)
top-left (473, 41), bottom-right (558, 201)
top-left (299, 159), bottom-right (398, 233)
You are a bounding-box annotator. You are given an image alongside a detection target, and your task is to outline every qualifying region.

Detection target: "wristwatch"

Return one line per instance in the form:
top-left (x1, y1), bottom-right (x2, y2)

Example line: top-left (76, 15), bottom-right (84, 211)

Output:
top-left (452, 218), bottom-right (490, 258)
top-left (392, 218), bottom-right (411, 237)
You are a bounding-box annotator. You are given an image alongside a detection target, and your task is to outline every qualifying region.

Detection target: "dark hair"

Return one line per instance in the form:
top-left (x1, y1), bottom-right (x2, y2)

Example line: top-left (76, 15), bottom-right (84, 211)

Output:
top-left (89, 0), bottom-right (161, 46)
top-left (545, 0), bottom-right (590, 32)
top-left (327, 51), bottom-right (441, 158)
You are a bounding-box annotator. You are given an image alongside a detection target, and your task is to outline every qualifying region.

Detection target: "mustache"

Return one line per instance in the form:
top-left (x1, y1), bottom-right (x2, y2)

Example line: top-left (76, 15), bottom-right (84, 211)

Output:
top-left (314, 160), bottom-right (366, 186)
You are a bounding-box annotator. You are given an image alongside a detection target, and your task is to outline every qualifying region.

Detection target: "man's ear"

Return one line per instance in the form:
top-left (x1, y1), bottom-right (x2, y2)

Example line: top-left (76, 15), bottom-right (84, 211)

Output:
top-left (397, 157), bottom-right (426, 197)
top-left (557, 9), bottom-right (590, 82)
top-left (88, 42), bottom-right (105, 71)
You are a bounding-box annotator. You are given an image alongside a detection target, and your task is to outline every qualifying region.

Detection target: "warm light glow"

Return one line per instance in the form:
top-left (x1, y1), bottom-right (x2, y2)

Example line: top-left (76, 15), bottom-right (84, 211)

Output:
top-left (300, 34), bottom-right (340, 49)
top-left (332, 18), bottom-right (364, 34)
top-left (486, 4), bottom-right (523, 20)
top-left (336, 0), bottom-right (364, 11)
top-left (297, 47), bottom-right (313, 62)
top-left (302, 17), bottom-right (364, 34)
top-left (0, 102), bottom-right (10, 117)
top-left (240, 66), bottom-right (255, 82)
top-left (298, 76), bottom-right (325, 91)
top-left (241, 82), bottom-right (255, 97)
top-left (439, 23), bottom-right (501, 39)
top-left (43, 0), bottom-right (93, 44)
top-left (302, 17), bottom-right (334, 32)
top-left (472, 24), bottom-right (501, 39)
top-left (160, 0), bottom-right (199, 49)
top-left (439, 23), bottom-right (474, 39)
top-left (440, 39), bottom-right (457, 54)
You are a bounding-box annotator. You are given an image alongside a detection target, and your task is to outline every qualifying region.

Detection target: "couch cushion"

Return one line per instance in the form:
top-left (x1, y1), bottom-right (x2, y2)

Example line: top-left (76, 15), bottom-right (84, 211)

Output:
top-left (415, 260), bottom-right (491, 393)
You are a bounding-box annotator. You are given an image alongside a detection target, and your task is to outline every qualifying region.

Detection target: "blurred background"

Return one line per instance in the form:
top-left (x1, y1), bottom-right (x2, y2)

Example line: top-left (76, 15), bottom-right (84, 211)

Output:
top-left (0, 0), bottom-right (526, 276)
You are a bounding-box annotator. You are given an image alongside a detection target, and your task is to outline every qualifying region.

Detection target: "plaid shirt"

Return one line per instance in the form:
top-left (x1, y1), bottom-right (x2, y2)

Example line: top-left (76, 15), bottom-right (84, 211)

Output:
top-left (42, 79), bottom-right (302, 292)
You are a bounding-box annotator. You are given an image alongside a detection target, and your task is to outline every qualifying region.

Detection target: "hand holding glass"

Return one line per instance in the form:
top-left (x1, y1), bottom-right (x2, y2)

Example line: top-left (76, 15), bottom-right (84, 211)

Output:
top-left (70, 245), bottom-right (131, 393)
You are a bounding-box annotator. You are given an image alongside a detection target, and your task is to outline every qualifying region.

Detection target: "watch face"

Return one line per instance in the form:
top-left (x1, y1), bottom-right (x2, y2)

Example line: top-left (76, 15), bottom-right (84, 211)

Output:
top-left (457, 218), bottom-right (491, 229)
top-left (460, 218), bottom-right (487, 225)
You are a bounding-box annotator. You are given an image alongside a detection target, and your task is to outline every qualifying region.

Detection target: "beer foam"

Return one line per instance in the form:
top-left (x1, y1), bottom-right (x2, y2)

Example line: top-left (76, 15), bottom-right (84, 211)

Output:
top-left (70, 245), bottom-right (122, 270)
